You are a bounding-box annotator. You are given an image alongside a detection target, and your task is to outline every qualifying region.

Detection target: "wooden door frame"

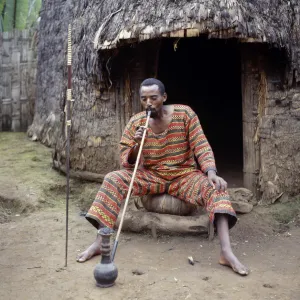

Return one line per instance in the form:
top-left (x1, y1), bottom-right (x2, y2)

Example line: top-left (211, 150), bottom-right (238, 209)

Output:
top-left (241, 45), bottom-right (261, 196)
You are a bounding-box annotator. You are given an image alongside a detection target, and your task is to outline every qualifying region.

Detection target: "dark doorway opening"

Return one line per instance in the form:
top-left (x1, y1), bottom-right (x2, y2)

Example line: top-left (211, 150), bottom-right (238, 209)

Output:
top-left (158, 37), bottom-right (243, 187)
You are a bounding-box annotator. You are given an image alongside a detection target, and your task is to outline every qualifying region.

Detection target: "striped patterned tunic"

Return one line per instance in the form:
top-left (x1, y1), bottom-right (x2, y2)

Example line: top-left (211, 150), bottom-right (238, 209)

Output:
top-left (120, 104), bottom-right (217, 180)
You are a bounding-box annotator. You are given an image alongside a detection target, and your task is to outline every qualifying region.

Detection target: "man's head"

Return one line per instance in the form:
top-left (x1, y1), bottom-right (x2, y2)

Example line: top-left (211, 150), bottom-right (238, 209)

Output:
top-left (140, 78), bottom-right (166, 95)
top-left (139, 78), bottom-right (167, 117)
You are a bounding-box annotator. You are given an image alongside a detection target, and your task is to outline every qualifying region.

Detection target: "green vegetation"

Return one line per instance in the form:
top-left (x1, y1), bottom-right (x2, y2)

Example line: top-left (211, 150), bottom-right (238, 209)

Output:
top-left (271, 197), bottom-right (300, 225)
top-left (0, 133), bottom-right (99, 223)
top-left (0, 0), bottom-right (42, 32)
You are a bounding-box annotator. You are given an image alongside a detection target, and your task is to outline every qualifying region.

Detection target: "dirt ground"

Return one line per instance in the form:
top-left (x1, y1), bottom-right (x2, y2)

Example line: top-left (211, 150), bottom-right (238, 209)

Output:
top-left (1, 133), bottom-right (300, 300)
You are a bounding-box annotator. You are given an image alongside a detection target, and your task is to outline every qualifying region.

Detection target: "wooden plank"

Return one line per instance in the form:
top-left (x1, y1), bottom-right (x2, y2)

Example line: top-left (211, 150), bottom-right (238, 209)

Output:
top-left (20, 64), bottom-right (28, 98)
top-left (124, 72), bottom-right (132, 124)
top-left (2, 98), bottom-right (12, 131)
top-left (131, 60), bottom-right (144, 116)
top-left (115, 82), bottom-right (122, 145)
top-left (20, 97), bottom-right (29, 131)
top-left (11, 99), bottom-right (21, 131)
top-left (3, 70), bottom-right (12, 99)
top-left (0, 108), bottom-right (2, 131)
top-left (119, 71), bottom-right (125, 135)
top-left (1, 30), bottom-right (37, 132)
top-left (11, 82), bottom-right (21, 132)
top-left (53, 159), bottom-right (105, 182)
top-left (241, 46), bottom-right (260, 195)
top-left (242, 121), bottom-right (259, 192)
top-left (11, 47), bottom-right (21, 132)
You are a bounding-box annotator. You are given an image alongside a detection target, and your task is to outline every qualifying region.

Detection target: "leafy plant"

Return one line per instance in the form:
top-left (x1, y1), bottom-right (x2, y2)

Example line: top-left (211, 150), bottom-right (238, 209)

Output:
top-left (0, 0), bottom-right (42, 32)
top-left (2, 0), bottom-right (15, 32)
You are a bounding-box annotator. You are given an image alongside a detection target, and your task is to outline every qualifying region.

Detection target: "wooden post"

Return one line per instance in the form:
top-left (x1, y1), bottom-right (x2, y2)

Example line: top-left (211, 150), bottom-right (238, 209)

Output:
top-left (11, 31), bottom-right (21, 132)
top-left (2, 99), bottom-right (12, 131)
top-left (241, 46), bottom-right (260, 197)
top-left (1, 32), bottom-right (13, 131)
top-left (124, 72), bottom-right (132, 124)
top-left (20, 30), bottom-right (30, 131)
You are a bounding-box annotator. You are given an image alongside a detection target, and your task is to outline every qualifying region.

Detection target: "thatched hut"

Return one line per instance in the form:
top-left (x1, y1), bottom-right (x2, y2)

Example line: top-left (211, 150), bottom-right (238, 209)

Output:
top-left (29, 0), bottom-right (300, 204)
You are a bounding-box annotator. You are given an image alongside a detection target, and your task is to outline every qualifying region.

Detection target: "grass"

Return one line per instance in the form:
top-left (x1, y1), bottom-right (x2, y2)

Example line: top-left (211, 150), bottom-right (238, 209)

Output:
top-left (271, 197), bottom-right (300, 225)
top-left (0, 133), bottom-right (99, 223)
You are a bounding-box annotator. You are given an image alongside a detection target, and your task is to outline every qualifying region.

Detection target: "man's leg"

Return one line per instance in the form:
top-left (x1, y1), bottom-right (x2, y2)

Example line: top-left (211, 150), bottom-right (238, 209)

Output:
top-left (168, 171), bottom-right (249, 275)
top-left (77, 232), bottom-right (102, 262)
top-left (77, 168), bottom-right (167, 262)
top-left (201, 177), bottom-right (249, 275)
top-left (216, 213), bottom-right (249, 275)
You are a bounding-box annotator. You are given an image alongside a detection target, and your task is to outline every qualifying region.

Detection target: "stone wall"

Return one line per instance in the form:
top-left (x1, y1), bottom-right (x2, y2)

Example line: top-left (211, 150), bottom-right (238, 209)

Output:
top-left (0, 30), bottom-right (37, 132)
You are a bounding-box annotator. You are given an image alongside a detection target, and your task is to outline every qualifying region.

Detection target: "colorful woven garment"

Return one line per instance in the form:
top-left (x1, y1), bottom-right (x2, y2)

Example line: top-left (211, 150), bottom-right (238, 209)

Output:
top-left (86, 105), bottom-right (237, 229)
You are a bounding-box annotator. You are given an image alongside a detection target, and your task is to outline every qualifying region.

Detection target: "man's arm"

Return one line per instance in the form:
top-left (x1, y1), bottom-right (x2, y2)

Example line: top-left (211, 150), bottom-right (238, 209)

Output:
top-left (128, 144), bottom-right (140, 164)
top-left (120, 120), bottom-right (146, 167)
top-left (127, 126), bottom-right (147, 164)
top-left (186, 108), bottom-right (227, 191)
top-left (186, 109), bottom-right (217, 174)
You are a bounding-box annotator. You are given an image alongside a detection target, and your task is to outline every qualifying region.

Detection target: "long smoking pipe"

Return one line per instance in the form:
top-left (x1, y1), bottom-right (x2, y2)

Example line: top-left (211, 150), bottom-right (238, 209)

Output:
top-left (111, 110), bottom-right (152, 261)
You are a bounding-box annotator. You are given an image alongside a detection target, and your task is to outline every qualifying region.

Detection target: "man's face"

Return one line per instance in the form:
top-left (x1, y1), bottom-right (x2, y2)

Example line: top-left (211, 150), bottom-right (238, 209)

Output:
top-left (140, 85), bottom-right (167, 117)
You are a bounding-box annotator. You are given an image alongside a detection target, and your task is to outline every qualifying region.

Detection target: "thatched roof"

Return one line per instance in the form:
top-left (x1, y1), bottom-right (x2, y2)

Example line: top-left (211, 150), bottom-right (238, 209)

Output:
top-left (36, 0), bottom-right (300, 91)
top-left (86, 0), bottom-right (300, 50)
top-left (55, 0), bottom-right (300, 83)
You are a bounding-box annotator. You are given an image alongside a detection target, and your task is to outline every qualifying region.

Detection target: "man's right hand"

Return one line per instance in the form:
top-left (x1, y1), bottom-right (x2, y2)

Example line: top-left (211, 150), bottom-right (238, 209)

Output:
top-left (134, 126), bottom-right (147, 145)
top-left (128, 126), bottom-right (147, 164)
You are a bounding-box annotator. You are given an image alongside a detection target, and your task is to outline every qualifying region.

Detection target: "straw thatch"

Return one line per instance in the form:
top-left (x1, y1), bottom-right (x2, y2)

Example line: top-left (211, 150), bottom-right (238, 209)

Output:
top-left (69, 0), bottom-right (300, 77)
top-left (91, 0), bottom-right (299, 50)
top-left (34, 0), bottom-right (300, 88)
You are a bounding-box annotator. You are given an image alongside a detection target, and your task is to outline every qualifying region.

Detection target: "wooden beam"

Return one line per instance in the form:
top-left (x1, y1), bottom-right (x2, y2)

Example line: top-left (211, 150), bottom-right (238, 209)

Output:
top-left (53, 159), bottom-right (105, 183)
top-left (115, 208), bottom-right (209, 236)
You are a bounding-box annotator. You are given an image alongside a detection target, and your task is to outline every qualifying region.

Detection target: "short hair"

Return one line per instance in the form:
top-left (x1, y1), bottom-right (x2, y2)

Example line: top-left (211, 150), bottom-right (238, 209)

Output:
top-left (140, 78), bottom-right (165, 95)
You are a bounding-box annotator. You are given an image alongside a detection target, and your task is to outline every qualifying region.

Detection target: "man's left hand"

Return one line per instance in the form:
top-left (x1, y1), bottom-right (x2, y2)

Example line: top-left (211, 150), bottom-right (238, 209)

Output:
top-left (207, 170), bottom-right (227, 192)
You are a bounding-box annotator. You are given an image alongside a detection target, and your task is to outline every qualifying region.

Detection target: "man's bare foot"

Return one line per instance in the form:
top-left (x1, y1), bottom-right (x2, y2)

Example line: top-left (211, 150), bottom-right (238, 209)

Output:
top-left (219, 249), bottom-right (249, 276)
top-left (77, 237), bottom-right (101, 263)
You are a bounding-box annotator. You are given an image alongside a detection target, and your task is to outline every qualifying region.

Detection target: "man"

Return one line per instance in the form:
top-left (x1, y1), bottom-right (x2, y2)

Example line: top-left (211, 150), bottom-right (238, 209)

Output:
top-left (77, 78), bottom-right (249, 276)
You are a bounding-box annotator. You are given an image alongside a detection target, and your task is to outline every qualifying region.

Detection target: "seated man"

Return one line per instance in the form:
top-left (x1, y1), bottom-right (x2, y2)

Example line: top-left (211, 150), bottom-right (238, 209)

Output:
top-left (77, 78), bottom-right (249, 275)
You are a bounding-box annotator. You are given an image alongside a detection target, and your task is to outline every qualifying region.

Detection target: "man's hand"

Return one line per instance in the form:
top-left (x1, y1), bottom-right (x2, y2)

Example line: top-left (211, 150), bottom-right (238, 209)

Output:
top-left (207, 170), bottom-right (227, 192)
top-left (134, 126), bottom-right (147, 145)
top-left (128, 126), bottom-right (147, 164)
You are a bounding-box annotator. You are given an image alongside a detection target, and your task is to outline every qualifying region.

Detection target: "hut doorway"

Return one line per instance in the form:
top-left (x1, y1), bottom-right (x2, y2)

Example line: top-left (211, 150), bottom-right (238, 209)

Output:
top-left (157, 38), bottom-right (243, 187)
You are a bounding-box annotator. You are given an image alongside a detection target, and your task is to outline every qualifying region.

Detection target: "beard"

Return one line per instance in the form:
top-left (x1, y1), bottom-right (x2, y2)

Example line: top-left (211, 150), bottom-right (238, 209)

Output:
top-left (146, 107), bottom-right (158, 118)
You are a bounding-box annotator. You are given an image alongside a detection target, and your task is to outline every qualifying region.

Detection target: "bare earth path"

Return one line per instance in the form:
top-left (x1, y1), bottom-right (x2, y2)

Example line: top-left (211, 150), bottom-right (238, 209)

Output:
top-left (1, 209), bottom-right (300, 300)
top-left (1, 133), bottom-right (300, 300)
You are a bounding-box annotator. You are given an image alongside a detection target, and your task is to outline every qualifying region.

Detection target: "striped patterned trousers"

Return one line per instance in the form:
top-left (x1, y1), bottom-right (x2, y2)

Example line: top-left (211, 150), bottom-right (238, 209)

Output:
top-left (85, 168), bottom-right (237, 230)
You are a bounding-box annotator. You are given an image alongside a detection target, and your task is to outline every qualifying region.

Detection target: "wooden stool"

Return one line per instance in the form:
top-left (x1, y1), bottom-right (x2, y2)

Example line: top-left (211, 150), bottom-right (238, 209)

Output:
top-left (141, 194), bottom-right (214, 240)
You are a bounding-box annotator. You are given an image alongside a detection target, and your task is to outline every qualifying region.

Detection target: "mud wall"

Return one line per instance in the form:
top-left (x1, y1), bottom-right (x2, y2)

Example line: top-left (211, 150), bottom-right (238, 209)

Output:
top-left (28, 0), bottom-right (158, 175)
top-left (257, 47), bottom-right (300, 203)
top-left (27, 1), bottom-right (120, 174)
top-left (259, 86), bottom-right (300, 203)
